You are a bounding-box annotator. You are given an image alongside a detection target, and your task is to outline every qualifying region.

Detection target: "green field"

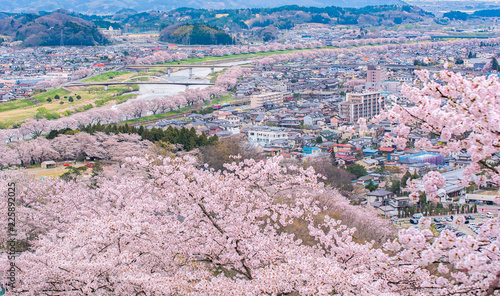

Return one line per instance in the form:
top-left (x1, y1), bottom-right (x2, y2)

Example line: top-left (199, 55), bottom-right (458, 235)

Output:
top-left (122, 110), bottom-right (185, 124)
top-left (0, 99), bottom-right (36, 112)
top-left (33, 89), bottom-right (70, 102)
top-left (0, 84), bottom-right (139, 127)
top-left (83, 71), bottom-right (131, 82)
top-left (160, 47), bottom-right (326, 66)
top-left (208, 93), bottom-right (235, 105)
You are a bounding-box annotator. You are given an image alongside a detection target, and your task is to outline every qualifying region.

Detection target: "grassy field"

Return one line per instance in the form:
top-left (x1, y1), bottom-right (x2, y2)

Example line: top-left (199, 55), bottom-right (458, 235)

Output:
top-left (122, 109), bottom-right (187, 124)
top-left (0, 85), bottom-right (138, 126)
top-left (83, 71), bottom-right (132, 82)
top-left (209, 93), bottom-right (235, 105)
top-left (0, 99), bottom-right (36, 112)
top-left (160, 47), bottom-right (326, 66)
top-left (33, 89), bottom-right (70, 102)
top-left (207, 70), bottom-right (222, 83)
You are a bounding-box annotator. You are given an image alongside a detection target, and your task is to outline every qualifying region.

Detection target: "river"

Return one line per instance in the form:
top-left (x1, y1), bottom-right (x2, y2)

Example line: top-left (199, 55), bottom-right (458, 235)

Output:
top-left (111, 60), bottom-right (249, 109)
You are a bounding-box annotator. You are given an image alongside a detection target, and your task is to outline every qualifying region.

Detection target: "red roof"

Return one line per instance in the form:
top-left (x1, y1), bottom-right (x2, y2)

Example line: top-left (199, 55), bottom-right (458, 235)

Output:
top-left (334, 144), bottom-right (353, 148)
top-left (379, 147), bottom-right (395, 152)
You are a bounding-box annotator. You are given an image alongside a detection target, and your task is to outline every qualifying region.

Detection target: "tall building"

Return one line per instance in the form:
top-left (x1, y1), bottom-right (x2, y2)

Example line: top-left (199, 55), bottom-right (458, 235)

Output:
top-left (339, 91), bottom-right (384, 123)
top-left (250, 92), bottom-right (284, 108)
top-left (365, 65), bottom-right (386, 89)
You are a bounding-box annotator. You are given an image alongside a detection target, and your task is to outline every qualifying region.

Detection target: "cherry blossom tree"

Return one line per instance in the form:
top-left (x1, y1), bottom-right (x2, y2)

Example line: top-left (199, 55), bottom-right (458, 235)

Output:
top-left (375, 70), bottom-right (500, 203)
top-left (0, 152), bottom-right (498, 295)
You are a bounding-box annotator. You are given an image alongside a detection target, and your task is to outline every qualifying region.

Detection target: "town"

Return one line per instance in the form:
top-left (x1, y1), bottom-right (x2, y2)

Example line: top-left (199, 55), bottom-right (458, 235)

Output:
top-left (1, 3), bottom-right (500, 294)
top-left (1, 16), bottom-right (499, 228)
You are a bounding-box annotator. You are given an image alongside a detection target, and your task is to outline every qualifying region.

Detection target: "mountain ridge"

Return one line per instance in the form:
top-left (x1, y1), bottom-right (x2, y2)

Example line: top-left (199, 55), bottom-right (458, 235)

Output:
top-left (0, 0), bottom-right (406, 14)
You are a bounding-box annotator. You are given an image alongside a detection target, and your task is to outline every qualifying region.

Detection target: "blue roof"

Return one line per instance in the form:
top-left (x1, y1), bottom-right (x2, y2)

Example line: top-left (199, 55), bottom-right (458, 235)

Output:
top-left (363, 149), bottom-right (378, 153)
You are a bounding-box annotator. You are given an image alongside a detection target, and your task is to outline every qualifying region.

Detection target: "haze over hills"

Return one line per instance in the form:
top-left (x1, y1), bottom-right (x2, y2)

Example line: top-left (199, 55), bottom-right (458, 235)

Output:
top-left (405, 0), bottom-right (500, 14)
top-left (0, 0), bottom-right (405, 14)
top-left (0, 11), bottom-right (109, 46)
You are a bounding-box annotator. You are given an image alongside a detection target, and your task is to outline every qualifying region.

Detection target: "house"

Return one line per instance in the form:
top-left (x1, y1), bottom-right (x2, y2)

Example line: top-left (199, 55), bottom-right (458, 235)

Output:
top-left (349, 137), bottom-right (374, 148)
top-left (338, 156), bottom-right (356, 166)
top-left (319, 130), bottom-right (335, 141)
top-left (262, 147), bottom-right (282, 156)
top-left (388, 196), bottom-right (412, 209)
top-left (356, 158), bottom-right (378, 170)
top-left (280, 117), bottom-right (301, 128)
top-left (373, 204), bottom-right (398, 217)
top-left (303, 113), bottom-right (325, 126)
top-left (379, 147), bottom-right (396, 160)
top-left (305, 126), bottom-right (322, 137)
top-left (365, 189), bottom-right (396, 204)
top-left (41, 160), bottom-right (57, 169)
top-left (362, 149), bottom-right (379, 157)
top-left (319, 141), bottom-right (336, 153)
top-left (303, 146), bottom-right (321, 155)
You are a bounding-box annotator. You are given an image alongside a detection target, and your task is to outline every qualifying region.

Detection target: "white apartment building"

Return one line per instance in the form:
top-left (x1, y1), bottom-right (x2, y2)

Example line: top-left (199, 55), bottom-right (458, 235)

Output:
top-left (247, 129), bottom-right (288, 145)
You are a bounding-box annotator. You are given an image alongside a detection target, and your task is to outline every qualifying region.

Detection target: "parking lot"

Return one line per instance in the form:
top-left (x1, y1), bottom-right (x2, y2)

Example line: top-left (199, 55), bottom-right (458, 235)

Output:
top-left (394, 213), bottom-right (497, 238)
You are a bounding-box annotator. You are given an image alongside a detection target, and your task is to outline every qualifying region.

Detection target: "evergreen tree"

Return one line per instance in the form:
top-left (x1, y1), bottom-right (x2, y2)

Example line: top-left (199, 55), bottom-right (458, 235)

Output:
top-left (491, 57), bottom-right (500, 71)
top-left (365, 180), bottom-right (378, 192)
top-left (344, 164), bottom-right (368, 178)
top-left (330, 149), bottom-right (337, 166)
top-left (401, 171), bottom-right (412, 188)
top-left (208, 134), bottom-right (219, 145)
top-left (197, 133), bottom-right (209, 147)
top-left (136, 126), bottom-right (145, 136)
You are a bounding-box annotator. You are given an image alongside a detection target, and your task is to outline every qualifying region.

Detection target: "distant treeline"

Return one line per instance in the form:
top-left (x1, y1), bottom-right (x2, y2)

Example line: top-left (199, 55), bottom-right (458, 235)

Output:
top-left (443, 9), bottom-right (500, 20)
top-left (47, 123), bottom-right (219, 151)
top-left (0, 5), bottom-right (435, 44)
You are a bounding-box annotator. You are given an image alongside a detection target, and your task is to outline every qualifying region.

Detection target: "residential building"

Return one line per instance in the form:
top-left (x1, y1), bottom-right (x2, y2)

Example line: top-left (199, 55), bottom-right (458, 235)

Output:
top-left (247, 129), bottom-right (288, 145)
top-left (250, 92), bottom-right (284, 108)
top-left (365, 65), bottom-right (386, 89)
top-left (339, 91), bottom-right (384, 123)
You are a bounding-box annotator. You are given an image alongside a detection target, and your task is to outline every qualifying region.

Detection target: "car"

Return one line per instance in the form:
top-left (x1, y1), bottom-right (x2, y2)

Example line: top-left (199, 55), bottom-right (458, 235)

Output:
top-left (465, 220), bottom-right (470, 224)
top-left (413, 213), bottom-right (424, 219)
top-left (481, 214), bottom-right (485, 218)
top-left (435, 224), bottom-right (445, 230)
top-left (486, 212), bottom-right (494, 218)
top-left (469, 215), bottom-right (475, 220)
top-left (434, 218), bottom-right (440, 223)
top-left (456, 232), bottom-right (466, 237)
top-left (446, 217), bottom-right (453, 222)
top-left (410, 219), bottom-right (419, 224)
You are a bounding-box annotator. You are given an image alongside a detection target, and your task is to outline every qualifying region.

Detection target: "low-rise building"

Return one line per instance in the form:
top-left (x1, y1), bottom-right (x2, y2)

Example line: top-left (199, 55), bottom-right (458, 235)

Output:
top-left (248, 128), bottom-right (288, 145)
top-left (250, 92), bottom-right (284, 108)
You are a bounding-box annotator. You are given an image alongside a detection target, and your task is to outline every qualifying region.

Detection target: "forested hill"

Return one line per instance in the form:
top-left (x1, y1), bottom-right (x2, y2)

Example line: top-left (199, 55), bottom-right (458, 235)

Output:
top-left (159, 23), bottom-right (234, 45)
top-left (0, 11), bottom-right (109, 46)
top-left (0, 0), bottom-right (405, 14)
top-left (0, 5), bottom-right (433, 46)
top-left (125, 5), bottom-right (433, 31)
